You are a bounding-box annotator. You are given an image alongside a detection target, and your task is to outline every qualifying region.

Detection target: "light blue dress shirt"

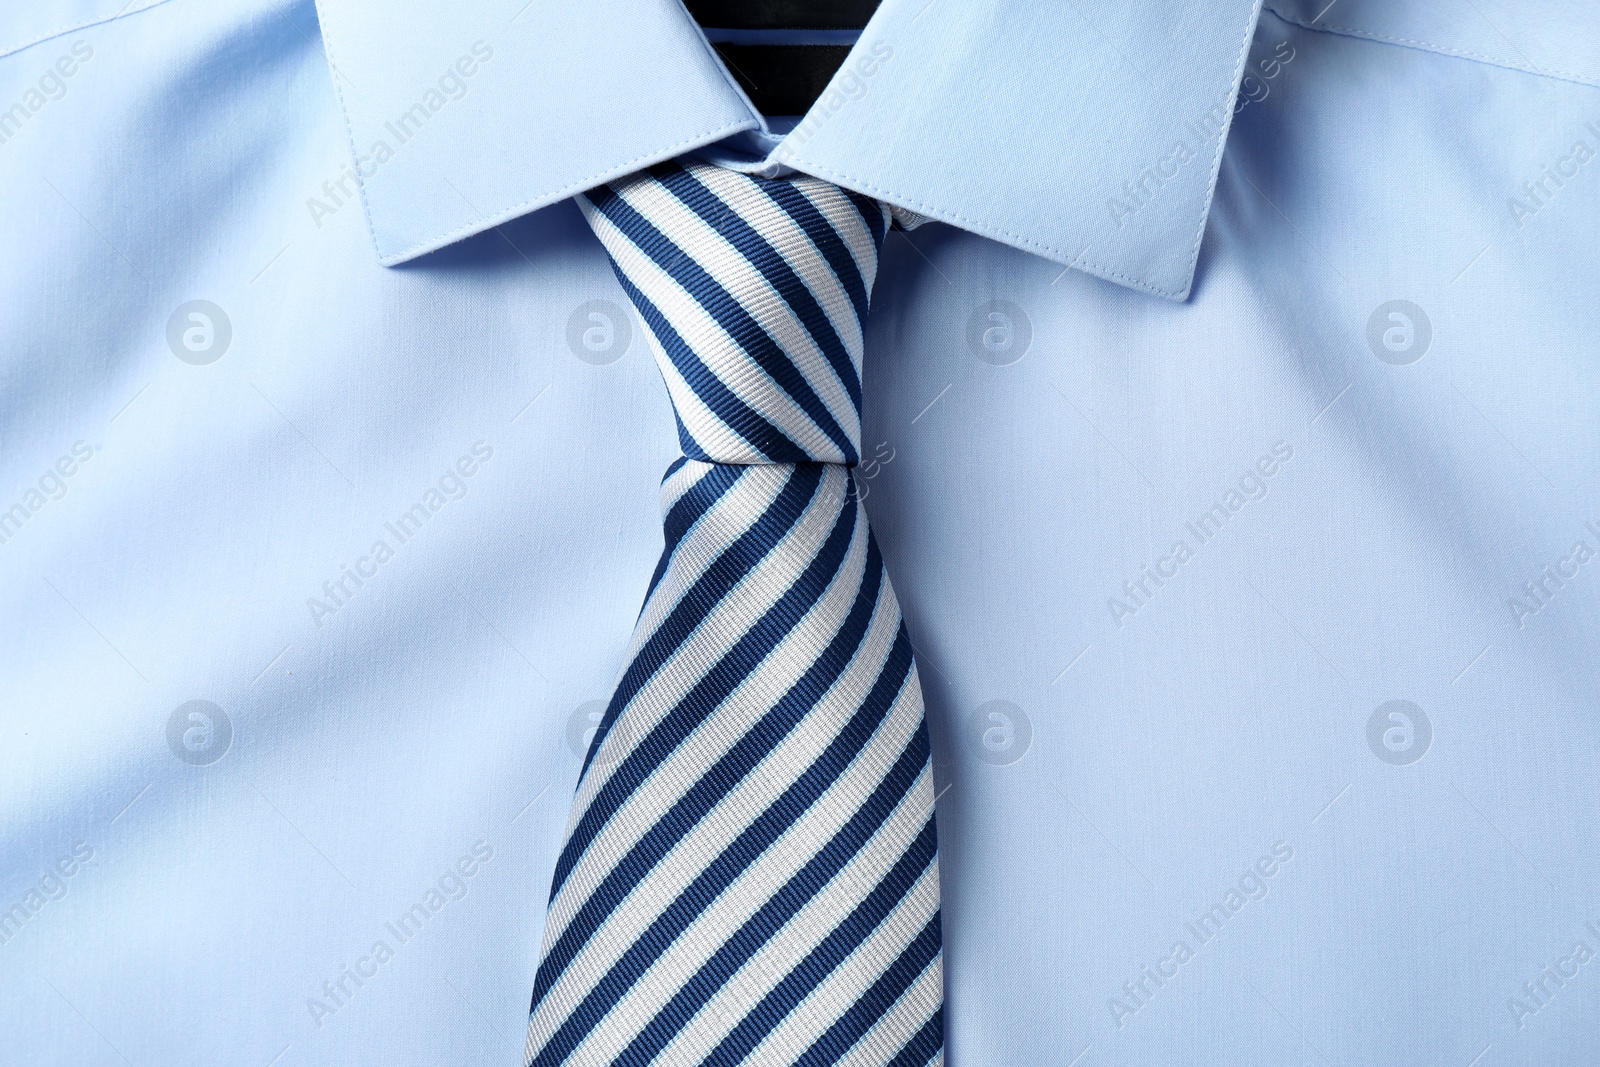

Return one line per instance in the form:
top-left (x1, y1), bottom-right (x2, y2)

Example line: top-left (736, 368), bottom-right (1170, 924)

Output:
top-left (4, 0), bottom-right (1600, 1064)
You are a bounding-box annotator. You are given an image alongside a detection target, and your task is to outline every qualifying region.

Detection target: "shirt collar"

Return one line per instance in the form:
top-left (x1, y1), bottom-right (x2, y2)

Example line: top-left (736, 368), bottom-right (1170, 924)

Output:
top-left (314, 0), bottom-right (1263, 300)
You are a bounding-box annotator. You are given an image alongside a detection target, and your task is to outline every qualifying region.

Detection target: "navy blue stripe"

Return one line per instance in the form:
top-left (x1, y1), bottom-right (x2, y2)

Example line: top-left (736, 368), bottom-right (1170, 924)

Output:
top-left (535, 484), bottom-right (859, 1005)
top-left (639, 462), bottom-right (744, 618)
top-left (530, 167), bottom-right (938, 1067)
top-left (589, 178), bottom-right (856, 464)
top-left (612, 648), bottom-right (925, 1066)
top-left (554, 461), bottom-right (825, 885)
top-left (531, 628), bottom-right (920, 1065)
top-left (759, 181), bottom-right (871, 327)
top-left (659, 462), bottom-right (738, 560)
top-left (792, 915), bottom-right (942, 1067)
top-left (564, 464), bottom-right (822, 792)
top-left (659, 456), bottom-right (690, 488)
top-left (660, 167), bottom-right (862, 414)
top-left (601, 232), bottom-right (806, 463)
top-left (531, 639), bottom-right (921, 1062)
top-left (701, 814), bottom-right (939, 1067)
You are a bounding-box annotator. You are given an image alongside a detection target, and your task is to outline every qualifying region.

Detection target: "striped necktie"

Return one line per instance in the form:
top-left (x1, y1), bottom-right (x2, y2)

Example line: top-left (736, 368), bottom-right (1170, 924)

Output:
top-left (524, 159), bottom-right (943, 1067)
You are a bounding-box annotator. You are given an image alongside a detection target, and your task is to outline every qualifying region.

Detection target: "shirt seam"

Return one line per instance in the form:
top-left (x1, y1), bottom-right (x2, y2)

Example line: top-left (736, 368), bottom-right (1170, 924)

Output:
top-left (0, 0), bottom-right (177, 62)
top-left (1262, 3), bottom-right (1600, 90)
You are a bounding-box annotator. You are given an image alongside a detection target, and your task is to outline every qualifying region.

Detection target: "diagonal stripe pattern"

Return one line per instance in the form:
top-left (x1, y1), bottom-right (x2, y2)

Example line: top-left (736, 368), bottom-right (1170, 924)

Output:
top-left (525, 160), bottom-right (942, 1067)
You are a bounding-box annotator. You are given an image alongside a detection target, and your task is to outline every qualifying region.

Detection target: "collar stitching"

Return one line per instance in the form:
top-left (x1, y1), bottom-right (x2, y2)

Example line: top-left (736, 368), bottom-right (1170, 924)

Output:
top-left (313, 0), bottom-right (382, 262)
top-left (1176, 0), bottom-right (1264, 298)
top-left (0, 0), bottom-right (174, 62)
top-left (1262, 3), bottom-right (1600, 89)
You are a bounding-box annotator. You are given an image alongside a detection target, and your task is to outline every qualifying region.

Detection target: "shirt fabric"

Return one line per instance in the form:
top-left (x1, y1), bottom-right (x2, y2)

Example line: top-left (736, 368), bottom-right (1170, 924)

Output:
top-left (3, 0), bottom-right (1600, 1064)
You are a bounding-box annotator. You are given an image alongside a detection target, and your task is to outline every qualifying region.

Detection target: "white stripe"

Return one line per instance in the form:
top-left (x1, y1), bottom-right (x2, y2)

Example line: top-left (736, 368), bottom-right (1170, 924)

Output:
top-left (577, 537), bottom-right (915, 899)
top-left (643, 754), bottom-right (932, 1067)
top-left (548, 466), bottom-right (848, 934)
top-left (792, 178), bottom-right (880, 298)
top-left (693, 167), bottom-right (867, 378)
top-left (580, 200), bottom-right (758, 461)
top-left (564, 465), bottom-right (833, 845)
top-left (541, 488), bottom-right (869, 961)
top-left (569, 465), bottom-right (837, 815)
top-left (744, 860), bottom-right (941, 1067)
top-left (605, 218), bottom-right (837, 462)
top-left (643, 170), bottom-right (862, 446)
top-left (624, 465), bottom-right (787, 661)
top-left (835, 953), bottom-right (942, 1067)
top-left (659, 459), bottom-right (713, 515)
top-left (563, 465), bottom-right (786, 838)
top-left (552, 626), bottom-right (924, 1066)
top-left (619, 176), bottom-right (857, 459)
top-left (531, 518), bottom-right (896, 1023)
top-left (600, 182), bottom-right (846, 464)
top-left (634, 170), bottom-right (859, 423)
top-left (533, 167), bottom-right (938, 1067)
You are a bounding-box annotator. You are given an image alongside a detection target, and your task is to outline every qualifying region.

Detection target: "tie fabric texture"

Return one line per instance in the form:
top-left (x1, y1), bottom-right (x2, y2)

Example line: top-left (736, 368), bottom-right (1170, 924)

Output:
top-left (523, 160), bottom-right (944, 1067)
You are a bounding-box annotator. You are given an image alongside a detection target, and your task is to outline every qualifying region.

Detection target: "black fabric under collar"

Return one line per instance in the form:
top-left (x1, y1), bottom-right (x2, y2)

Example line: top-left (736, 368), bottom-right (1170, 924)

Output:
top-left (686, 0), bottom-right (881, 117)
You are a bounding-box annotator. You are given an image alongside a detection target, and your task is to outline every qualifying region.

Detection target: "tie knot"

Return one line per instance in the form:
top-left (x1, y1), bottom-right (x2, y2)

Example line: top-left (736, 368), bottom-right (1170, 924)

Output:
top-left (579, 160), bottom-right (890, 466)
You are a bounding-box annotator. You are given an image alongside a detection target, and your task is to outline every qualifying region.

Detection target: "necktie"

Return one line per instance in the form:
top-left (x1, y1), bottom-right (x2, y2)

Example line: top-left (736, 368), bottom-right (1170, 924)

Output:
top-left (525, 160), bottom-right (943, 1067)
